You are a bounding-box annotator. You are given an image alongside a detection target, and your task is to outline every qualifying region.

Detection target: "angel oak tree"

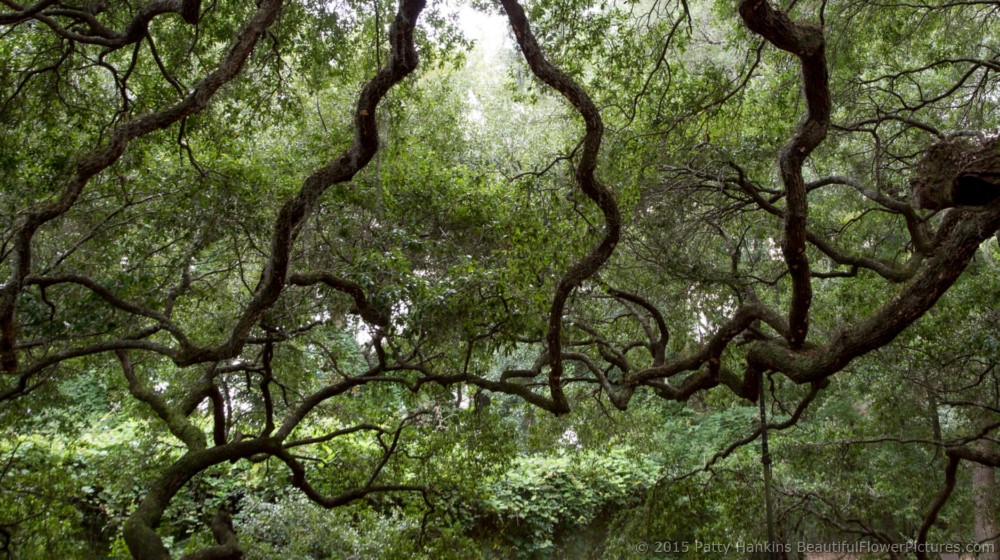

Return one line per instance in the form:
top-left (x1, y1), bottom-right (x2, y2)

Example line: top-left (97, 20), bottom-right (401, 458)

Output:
top-left (1, 0), bottom-right (999, 557)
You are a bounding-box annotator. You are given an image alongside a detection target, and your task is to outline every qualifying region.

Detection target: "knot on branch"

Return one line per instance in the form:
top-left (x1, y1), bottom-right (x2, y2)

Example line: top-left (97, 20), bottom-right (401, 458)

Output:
top-left (911, 134), bottom-right (1000, 210)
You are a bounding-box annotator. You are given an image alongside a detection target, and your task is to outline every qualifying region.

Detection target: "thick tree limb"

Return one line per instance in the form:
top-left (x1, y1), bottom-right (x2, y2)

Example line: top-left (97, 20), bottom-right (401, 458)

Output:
top-left (500, 0), bottom-right (622, 414)
top-left (739, 0), bottom-right (830, 347)
top-left (747, 201), bottom-right (1000, 383)
top-left (123, 438), bottom-right (280, 560)
top-left (179, 509), bottom-right (240, 560)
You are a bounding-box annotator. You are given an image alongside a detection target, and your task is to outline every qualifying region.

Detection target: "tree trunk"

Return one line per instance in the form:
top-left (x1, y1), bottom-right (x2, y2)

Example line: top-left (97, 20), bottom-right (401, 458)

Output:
top-left (973, 459), bottom-right (999, 560)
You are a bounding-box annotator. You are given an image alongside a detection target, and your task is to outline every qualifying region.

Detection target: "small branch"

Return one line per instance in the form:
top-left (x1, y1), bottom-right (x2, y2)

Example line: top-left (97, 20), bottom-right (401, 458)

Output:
top-left (915, 454), bottom-right (960, 560)
top-left (116, 350), bottom-right (207, 451)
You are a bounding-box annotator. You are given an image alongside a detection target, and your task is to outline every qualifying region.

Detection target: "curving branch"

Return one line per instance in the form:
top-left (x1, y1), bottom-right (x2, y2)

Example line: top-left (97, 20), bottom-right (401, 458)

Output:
top-left (179, 0), bottom-right (426, 368)
top-left (0, 0), bottom-right (428, 399)
top-left (670, 162), bottom-right (926, 282)
top-left (275, 415), bottom-right (426, 509)
top-left (116, 350), bottom-right (207, 450)
top-left (730, 165), bottom-right (926, 282)
top-left (1, 337), bottom-right (179, 402)
top-left (915, 454), bottom-right (960, 560)
top-left (0, 0), bottom-right (287, 376)
top-left (108, 0), bottom-right (429, 556)
top-left (739, 0), bottom-right (830, 348)
top-left (289, 271), bottom-right (390, 327)
top-left (747, 200), bottom-right (1000, 384)
top-left (24, 274), bottom-right (194, 348)
top-left (179, 508), bottom-right (239, 560)
top-left (632, 303), bottom-right (788, 386)
top-left (1, 0), bottom-right (202, 48)
top-left (123, 438), bottom-right (281, 560)
top-left (0, 0), bottom-right (56, 25)
top-left (500, 0), bottom-right (622, 414)
top-left (607, 286), bottom-right (669, 366)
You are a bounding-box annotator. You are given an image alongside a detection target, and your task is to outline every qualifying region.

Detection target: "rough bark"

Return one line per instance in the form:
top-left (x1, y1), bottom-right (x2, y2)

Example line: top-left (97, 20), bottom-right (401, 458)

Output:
top-left (973, 460), bottom-right (1000, 560)
top-left (123, 440), bottom-right (280, 560)
top-left (912, 136), bottom-right (1000, 210)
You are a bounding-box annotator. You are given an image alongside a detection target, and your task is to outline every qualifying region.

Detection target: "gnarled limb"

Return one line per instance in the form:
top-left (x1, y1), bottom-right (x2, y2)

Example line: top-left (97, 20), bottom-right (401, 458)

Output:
top-left (739, 0), bottom-right (830, 348)
top-left (177, 0), bottom-right (426, 368)
top-left (748, 201), bottom-right (1000, 384)
top-left (123, 439), bottom-right (280, 560)
top-left (500, 0), bottom-right (622, 414)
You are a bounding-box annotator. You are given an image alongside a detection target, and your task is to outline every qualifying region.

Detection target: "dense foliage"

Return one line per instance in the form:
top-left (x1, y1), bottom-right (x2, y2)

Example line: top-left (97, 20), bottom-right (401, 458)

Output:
top-left (1, 0), bottom-right (999, 558)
